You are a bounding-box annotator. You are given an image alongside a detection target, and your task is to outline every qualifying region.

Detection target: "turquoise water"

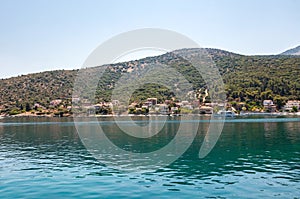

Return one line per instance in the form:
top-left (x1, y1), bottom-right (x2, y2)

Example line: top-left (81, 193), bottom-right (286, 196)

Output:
top-left (0, 116), bottom-right (299, 198)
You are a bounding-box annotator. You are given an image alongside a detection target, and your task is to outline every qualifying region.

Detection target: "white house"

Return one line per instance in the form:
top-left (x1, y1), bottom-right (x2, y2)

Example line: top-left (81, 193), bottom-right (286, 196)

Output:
top-left (284, 100), bottom-right (300, 112)
top-left (263, 100), bottom-right (276, 112)
top-left (157, 104), bottom-right (169, 115)
top-left (263, 100), bottom-right (274, 106)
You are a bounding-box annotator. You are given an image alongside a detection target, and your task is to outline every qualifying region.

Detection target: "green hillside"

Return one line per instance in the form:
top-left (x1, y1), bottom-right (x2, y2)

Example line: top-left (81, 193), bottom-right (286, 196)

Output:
top-left (0, 48), bottom-right (299, 114)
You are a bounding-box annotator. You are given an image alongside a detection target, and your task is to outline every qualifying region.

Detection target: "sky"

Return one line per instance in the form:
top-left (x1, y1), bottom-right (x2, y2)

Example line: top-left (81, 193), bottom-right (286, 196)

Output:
top-left (0, 0), bottom-right (300, 78)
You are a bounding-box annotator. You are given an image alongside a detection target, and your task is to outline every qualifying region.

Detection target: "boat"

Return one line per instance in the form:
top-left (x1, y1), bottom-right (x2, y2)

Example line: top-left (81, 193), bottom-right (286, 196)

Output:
top-left (214, 110), bottom-right (236, 117)
top-left (199, 106), bottom-right (213, 114)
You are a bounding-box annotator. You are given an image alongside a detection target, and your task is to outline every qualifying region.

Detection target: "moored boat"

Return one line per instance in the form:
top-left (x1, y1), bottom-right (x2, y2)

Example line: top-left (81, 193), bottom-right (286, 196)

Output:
top-left (215, 110), bottom-right (236, 117)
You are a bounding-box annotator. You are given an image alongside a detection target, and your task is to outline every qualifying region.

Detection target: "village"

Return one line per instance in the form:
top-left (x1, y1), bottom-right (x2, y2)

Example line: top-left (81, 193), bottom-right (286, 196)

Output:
top-left (84, 98), bottom-right (300, 116)
top-left (1, 96), bottom-right (299, 118)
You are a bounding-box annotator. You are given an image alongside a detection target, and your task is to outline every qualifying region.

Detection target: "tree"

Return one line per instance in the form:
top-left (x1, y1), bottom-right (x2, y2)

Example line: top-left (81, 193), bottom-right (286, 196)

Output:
top-left (260, 90), bottom-right (273, 101)
top-left (25, 103), bottom-right (31, 112)
top-left (292, 106), bottom-right (298, 113)
top-left (273, 95), bottom-right (287, 110)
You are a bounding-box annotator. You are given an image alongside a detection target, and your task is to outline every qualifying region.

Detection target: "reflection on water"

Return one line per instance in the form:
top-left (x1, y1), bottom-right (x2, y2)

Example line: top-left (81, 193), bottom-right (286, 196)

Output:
top-left (0, 117), bottom-right (299, 198)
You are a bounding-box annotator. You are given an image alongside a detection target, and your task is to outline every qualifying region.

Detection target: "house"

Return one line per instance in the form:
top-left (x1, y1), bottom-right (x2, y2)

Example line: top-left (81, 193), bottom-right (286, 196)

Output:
top-left (34, 103), bottom-right (46, 110)
top-left (263, 100), bottom-right (274, 106)
top-left (112, 100), bottom-right (119, 106)
top-left (164, 100), bottom-right (172, 105)
top-left (263, 100), bottom-right (276, 112)
top-left (72, 97), bottom-right (80, 104)
top-left (191, 100), bottom-right (200, 108)
top-left (183, 102), bottom-right (193, 110)
top-left (147, 98), bottom-right (157, 106)
top-left (157, 104), bottom-right (169, 115)
top-left (181, 101), bottom-right (189, 106)
top-left (284, 100), bottom-right (300, 112)
top-left (141, 105), bottom-right (149, 109)
top-left (67, 106), bottom-right (72, 111)
top-left (175, 102), bottom-right (182, 107)
top-left (142, 101), bottom-right (152, 108)
top-left (50, 99), bottom-right (62, 107)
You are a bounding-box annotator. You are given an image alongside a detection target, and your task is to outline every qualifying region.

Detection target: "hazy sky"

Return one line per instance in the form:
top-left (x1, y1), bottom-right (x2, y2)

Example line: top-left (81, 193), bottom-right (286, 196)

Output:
top-left (0, 0), bottom-right (299, 78)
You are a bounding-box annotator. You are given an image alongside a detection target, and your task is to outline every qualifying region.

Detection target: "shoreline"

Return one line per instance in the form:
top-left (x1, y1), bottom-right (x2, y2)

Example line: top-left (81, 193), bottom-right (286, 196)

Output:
top-left (1, 112), bottom-right (300, 119)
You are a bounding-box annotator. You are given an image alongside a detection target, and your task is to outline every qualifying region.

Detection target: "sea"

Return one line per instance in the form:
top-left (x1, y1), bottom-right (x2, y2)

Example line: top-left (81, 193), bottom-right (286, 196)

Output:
top-left (0, 116), bottom-right (299, 198)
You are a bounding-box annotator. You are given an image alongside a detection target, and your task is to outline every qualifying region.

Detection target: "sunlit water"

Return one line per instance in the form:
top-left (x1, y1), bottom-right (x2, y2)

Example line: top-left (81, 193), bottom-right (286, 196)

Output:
top-left (0, 116), bottom-right (299, 198)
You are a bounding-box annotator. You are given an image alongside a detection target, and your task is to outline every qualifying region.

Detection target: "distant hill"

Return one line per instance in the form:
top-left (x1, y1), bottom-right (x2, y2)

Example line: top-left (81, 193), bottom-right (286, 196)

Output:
top-left (1, 48), bottom-right (300, 113)
top-left (0, 70), bottom-right (78, 110)
top-left (280, 45), bottom-right (300, 55)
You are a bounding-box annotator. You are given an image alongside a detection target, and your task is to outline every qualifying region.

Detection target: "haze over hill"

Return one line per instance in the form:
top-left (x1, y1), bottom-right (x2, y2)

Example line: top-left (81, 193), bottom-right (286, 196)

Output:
top-left (0, 47), bottom-right (299, 114)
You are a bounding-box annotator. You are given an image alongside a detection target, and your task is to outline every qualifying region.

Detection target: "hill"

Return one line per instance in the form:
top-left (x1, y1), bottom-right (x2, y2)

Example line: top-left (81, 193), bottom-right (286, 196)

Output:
top-left (280, 45), bottom-right (300, 55)
top-left (0, 48), bottom-right (300, 114)
top-left (0, 70), bottom-right (77, 113)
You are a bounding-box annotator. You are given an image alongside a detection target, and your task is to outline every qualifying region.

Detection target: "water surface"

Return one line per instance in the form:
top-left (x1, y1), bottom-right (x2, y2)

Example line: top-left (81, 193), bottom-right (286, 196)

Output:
top-left (0, 117), bottom-right (299, 198)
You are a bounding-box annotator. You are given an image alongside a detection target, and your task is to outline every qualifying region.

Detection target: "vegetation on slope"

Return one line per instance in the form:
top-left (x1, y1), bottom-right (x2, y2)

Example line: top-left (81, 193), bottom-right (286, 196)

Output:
top-left (0, 48), bottom-right (299, 114)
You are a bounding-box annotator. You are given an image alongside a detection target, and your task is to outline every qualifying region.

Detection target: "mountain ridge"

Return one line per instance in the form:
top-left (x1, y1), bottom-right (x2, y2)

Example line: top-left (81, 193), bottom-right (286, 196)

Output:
top-left (2, 46), bottom-right (300, 80)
